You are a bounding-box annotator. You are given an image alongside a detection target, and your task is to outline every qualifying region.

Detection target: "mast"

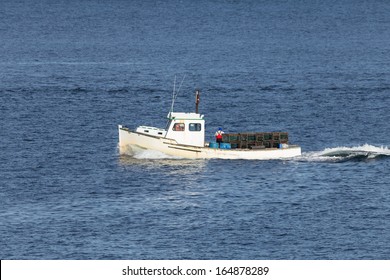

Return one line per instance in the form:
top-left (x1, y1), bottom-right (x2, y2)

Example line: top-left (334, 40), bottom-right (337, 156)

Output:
top-left (195, 89), bottom-right (200, 114)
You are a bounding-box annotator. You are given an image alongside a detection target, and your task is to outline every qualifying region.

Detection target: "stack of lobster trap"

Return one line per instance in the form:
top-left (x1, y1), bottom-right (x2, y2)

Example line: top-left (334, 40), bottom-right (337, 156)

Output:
top-left (222, 132), bottom-right (289, 149)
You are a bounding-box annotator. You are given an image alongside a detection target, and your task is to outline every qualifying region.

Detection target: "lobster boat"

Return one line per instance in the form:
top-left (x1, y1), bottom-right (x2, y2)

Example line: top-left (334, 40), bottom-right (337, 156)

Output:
top-left (118, 89), bottom-right (301, 160)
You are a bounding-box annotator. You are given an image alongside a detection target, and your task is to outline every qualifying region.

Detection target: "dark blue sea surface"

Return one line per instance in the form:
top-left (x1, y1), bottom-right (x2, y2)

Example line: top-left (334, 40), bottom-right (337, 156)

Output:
top-left (1, 0), bottom-right (390, 259)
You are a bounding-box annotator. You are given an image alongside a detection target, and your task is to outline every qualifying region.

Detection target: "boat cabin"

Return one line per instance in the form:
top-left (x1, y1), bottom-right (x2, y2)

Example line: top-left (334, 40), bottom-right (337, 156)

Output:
top-left (165, 112), bottom-right (205, 147)
top-left (135, 112), bottom-right (205, 147)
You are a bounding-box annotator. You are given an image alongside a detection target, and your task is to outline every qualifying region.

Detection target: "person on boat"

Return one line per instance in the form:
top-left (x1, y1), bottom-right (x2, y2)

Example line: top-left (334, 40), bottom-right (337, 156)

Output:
top-left (215, 127), bottom-right (224, 148)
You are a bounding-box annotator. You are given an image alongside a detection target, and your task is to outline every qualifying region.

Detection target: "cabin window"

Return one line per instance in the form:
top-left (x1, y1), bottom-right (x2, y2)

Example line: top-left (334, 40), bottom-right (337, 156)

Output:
top-left (173, 123), bottom-right (185, 131)
top-left (189, 123), bottom-right (202, 131)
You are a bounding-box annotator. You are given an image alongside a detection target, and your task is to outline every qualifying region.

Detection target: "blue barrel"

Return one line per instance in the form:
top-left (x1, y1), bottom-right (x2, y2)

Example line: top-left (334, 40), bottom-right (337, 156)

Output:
top-left (278, 143), bottom-right (289, 149)
top-left (209, 142), bottom-right (219, 148)
top-left (220, 143), bottom-right (231, 149)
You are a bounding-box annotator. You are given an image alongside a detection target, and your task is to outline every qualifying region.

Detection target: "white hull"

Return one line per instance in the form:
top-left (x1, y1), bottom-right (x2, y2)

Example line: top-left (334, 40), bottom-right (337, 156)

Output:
top-left (119, 125), bottom-right (301, 160)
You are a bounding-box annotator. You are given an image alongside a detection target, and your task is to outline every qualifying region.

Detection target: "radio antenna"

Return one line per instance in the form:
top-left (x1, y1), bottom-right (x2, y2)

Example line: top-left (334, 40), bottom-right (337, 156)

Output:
top-left (169, 75), bottom-right (177, 116)
top-left (169, 75), bottom-right (186, 115)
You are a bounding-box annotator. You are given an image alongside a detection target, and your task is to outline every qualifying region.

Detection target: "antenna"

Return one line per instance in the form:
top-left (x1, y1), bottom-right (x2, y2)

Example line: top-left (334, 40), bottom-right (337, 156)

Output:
top-left (169, 75), bottom-right (177, 116)
top-left (166, 75), bottom-right (186, 132)
top-left (175, 74), bottom-right (186, 100)
top-left (169, 75), bottom-right (186, 115)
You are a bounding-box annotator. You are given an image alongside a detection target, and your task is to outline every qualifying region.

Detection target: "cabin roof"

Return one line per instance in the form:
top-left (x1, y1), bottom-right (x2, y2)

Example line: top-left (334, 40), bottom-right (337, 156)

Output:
top-left (168, 112), bottom-right (204, 120)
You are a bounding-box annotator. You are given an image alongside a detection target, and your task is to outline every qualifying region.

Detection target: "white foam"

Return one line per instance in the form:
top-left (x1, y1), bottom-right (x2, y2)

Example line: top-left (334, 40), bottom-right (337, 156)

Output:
top-left (322, 144), bottom-right (389, 154)
top-left (297, 144), bottom-right (390, 162)
top-left (118, 144), bottom-right (183, 160)
top-left (133, 149), bottom-right (183, 160)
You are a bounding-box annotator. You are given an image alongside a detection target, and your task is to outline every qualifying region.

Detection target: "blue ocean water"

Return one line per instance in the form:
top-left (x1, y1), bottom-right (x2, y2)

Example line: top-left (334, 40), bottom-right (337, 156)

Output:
top-left (1, 0), bottom-right (390, 259)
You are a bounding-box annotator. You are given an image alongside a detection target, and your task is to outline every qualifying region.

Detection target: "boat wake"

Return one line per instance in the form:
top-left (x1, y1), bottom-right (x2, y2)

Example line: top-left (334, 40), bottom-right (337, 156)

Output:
top-left (298, 144), bottom-right (390, 162)
top-left (119, 144), bottom-right (183, 160)
top-left (133, 149), bottom-right (183, 160)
